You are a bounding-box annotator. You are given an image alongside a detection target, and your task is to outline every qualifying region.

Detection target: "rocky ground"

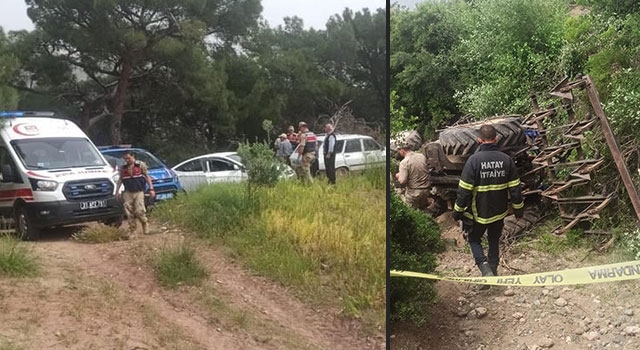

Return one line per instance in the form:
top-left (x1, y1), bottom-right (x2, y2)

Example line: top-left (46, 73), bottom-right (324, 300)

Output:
top-left (0, 223), bottom-right (384, 350)
top-left (390, 215), bottom-right (640, 350)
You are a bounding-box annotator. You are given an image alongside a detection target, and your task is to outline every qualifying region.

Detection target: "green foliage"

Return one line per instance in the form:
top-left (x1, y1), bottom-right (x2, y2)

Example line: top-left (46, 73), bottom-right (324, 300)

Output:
top-left (621, 228), bottom-right (640, 260)
top-left (236, 142), bottom-right (281, 187)
top-left (0, 235), bottom-right (39, 277)
top-left (390, 90), bottom-right (419, 136)
top-left (389, 193), bottom-right (444, 325)
top-left (454, 0), bottom-right (567, 116)
top-left (153, 176), bottom-right (385, 329)
top-left (154, 243), bottom-right (208, 288)
top-left (0, 28), bottom-right (18, 109)
top-left (604, 68), bottom-right (640, 139)
top-left (390, 2), bottom-right (464, 135)
top-left (391, 0), bottom-right (567, 133)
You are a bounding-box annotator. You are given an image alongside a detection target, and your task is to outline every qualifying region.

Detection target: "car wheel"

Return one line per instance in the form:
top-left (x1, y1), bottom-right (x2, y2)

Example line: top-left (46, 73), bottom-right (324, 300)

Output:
top-left (14, 205), bottom-right (40, 241)
top-left (336, 167), bottom-right (349, 177)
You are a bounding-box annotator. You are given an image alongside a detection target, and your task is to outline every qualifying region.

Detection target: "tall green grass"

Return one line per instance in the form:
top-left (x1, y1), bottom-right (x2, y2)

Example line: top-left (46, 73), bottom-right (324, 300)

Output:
top-left (0, 235), bottom-right (39, 277)
top-left (153, 171), bottom-right (385, 329)
top-left (154, 243), bottom-right (208, 288)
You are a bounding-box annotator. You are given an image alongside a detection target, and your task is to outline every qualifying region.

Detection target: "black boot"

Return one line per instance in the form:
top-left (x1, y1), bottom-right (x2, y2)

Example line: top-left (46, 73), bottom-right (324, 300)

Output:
top-left (478, 262), bottom-right (495, 277)
top-left (477, 262), bottom-right (494, 290)
top-left (489, 264), bottom-right (498, 276)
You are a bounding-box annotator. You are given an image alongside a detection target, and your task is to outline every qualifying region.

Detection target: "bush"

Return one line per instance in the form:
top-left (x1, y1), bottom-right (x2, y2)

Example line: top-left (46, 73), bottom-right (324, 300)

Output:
top-left (71, 224), bottom-right (129, 243)
top-left (0, 235), bottom-right (39, 277)
top-left (154, 243), bottom-right (208, 288)
top-left (389, 192), bottom-right (444, 325)
top-left (236, 142), bottom-right (281, 187)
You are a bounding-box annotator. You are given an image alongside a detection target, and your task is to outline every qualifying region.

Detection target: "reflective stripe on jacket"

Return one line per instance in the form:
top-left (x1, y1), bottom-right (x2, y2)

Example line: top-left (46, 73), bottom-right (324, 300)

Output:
top-left (453, 144), bottom-right (523, 224)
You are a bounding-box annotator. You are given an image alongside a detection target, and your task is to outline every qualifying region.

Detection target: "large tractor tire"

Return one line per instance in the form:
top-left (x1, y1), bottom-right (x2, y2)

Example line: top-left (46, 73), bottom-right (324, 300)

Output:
top-left (500, 204), bottom-right (541, 243)
top-left (439, 116), bottom-right (525, 156)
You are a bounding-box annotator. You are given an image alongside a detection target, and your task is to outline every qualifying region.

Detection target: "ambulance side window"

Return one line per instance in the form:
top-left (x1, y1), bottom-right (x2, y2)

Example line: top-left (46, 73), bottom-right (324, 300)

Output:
top-left (0, 147), bottom-right (21, 183)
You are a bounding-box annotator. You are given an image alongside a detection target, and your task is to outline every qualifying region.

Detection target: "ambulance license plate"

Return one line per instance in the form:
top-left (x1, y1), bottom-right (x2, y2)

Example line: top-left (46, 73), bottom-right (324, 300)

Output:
top-left (80, 199), bottom-right (108, 210)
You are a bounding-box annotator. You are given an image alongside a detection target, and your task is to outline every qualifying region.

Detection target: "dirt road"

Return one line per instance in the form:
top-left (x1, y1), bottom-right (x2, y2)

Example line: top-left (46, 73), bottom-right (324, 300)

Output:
top-left (391, 216), bottom-right (640, 350)
top-left (0, 224), bottom-right (384, 350)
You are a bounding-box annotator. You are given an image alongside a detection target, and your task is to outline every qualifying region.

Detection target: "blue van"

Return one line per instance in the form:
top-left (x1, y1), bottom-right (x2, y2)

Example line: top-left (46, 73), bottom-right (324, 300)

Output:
top-left (99, 146), bottom-right (182, 207)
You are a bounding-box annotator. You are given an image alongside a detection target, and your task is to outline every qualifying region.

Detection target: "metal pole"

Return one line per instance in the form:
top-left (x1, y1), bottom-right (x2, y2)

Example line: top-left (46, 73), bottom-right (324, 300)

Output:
top-left (584, 75), bottom-right (640, 223)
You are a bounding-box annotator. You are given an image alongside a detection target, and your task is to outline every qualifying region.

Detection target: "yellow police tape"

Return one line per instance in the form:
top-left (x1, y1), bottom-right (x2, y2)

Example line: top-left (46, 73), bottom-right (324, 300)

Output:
top-left (391, 260), bottom-right (640, 286)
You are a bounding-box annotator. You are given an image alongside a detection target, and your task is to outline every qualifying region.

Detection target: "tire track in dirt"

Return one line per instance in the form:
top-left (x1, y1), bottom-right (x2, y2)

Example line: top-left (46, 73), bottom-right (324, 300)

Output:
top-left (22, 224), bottom-right (381, 350)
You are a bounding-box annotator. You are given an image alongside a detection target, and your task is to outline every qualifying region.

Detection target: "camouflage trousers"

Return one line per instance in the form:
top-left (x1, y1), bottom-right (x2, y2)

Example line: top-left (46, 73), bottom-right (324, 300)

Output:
top-left (400, 188), bottom-right (431, 211)
top-left (123, 191), bottom-right (148, 234)
top-left (296, 152), bottom-right (316, 184)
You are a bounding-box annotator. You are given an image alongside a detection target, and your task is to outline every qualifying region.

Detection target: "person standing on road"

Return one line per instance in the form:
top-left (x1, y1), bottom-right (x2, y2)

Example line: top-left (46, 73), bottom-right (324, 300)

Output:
top-left (295, 121), bottom-right (317, 184)
top-left (115, 151), bottom-right (155, 236)
top-left (277, 133), bottom-right (293, 164)
top-left (452, 125), bottom-right (524, 280)
top-left (323, 123), bottom-right (338, 185)
top-left (394, 144), bottom-right (430, 210)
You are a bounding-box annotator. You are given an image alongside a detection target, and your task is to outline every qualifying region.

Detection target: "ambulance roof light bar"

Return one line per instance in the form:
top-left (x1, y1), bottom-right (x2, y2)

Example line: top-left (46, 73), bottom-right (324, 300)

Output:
top-left (0, 111), bottom-right (56, 118)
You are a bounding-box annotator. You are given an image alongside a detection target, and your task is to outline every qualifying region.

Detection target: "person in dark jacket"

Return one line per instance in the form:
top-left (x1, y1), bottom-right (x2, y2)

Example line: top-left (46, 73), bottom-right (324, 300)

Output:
top-left (323, 123), bottom-right (337, 185)
top-left (453, 125), bottom-right (524, 280)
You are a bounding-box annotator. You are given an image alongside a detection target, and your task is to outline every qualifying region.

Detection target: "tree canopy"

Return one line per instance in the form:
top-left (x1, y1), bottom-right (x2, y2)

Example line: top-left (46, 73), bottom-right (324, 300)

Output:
top-left (1, 1), bottom-right (386, 165)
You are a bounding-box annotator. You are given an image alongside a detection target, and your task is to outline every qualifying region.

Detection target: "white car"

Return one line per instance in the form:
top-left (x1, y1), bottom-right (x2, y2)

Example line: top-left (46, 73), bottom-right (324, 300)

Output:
top-left (290, 134), bottom-right (386, 176)
top-left (172, 152), bottom-right (295, 192)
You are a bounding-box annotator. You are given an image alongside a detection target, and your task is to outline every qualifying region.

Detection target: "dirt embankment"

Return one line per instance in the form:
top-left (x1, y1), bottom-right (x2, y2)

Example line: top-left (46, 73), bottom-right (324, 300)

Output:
top-left (0, 223), bottom-right (384, 350)
top-left (391, 216), bottom-right (640, 350)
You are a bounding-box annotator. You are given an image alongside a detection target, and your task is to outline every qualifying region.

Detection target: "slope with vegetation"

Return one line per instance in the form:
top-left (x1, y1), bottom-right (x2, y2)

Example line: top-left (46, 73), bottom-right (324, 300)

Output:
top-left (390, 0), bottom-right (640, 328)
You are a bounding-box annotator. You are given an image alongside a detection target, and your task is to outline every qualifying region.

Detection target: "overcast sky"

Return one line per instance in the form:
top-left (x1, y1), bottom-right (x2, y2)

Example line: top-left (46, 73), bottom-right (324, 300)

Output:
top-left (393, 0), bottom-right (423, 8)
top-left (0, 0), bottom-right (385, 32)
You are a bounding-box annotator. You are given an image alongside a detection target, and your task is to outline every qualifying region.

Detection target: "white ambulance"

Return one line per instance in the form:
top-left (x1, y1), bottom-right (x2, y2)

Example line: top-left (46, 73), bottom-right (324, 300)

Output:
top-left (0, 111), bottom-right (124, 240)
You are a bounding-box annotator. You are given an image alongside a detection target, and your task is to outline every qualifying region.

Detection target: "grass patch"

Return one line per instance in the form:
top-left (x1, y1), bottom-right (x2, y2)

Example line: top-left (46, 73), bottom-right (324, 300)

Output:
top-left (0, 235), bottom-right (39, 277)
top-left (0, 341), bottom-right (24, 350)
top-left (71, 224), bottom-right (129, 243)
top-left (154, 243), bottom-right (208, 288)
top-left (153, 172), bottom-right (385, 331)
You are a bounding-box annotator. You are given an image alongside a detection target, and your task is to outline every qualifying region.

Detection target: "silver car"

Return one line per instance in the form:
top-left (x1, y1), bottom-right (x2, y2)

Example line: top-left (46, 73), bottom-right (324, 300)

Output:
top-left (290, 134), bottom-right (386, 176)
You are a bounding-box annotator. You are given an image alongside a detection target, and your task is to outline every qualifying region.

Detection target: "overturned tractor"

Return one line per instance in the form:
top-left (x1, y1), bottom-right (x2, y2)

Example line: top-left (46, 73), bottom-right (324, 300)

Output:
top-left (393, 75), bottom-right (640, 243)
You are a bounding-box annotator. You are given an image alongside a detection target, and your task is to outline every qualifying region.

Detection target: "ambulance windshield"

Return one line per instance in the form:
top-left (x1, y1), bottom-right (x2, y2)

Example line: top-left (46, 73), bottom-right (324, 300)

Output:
top-left (12, 138), bottom-right (107, 170)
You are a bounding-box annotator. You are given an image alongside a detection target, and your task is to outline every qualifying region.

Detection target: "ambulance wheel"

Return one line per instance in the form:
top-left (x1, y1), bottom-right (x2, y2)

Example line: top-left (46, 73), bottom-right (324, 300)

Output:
top-left (103, 216), bottom-right (123, 228)
top-left (15, 205), bottom-right (40, 241)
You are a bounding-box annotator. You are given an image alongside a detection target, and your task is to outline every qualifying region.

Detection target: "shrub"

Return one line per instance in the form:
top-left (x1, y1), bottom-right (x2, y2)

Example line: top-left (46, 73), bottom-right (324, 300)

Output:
top-left (389, 193), bottom-right (444, 325)
top-left (71, 224), bottom-right (129, 243)
top-left (154, 243), bottom-right (208, 288)
top-left (236, 142), bottom-right (281, 187)
top-left (0, 235), bottom-right (39, 277)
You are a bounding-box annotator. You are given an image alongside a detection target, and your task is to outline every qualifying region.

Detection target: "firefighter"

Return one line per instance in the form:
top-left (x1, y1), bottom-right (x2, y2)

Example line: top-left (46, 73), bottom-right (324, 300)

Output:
top-left (452, 124), bottom-right (524, 281)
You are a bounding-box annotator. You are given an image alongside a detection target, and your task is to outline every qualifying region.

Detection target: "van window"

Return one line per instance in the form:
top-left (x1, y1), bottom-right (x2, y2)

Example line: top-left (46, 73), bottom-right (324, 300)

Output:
top-left (344, 139), bottom-right (362, 153)
top-left (12, 138), bottom-right (106, 170)
top-left (363, 139), bottom-right (382, 151)
top-left (0, 147), bottom-right (21, 183)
